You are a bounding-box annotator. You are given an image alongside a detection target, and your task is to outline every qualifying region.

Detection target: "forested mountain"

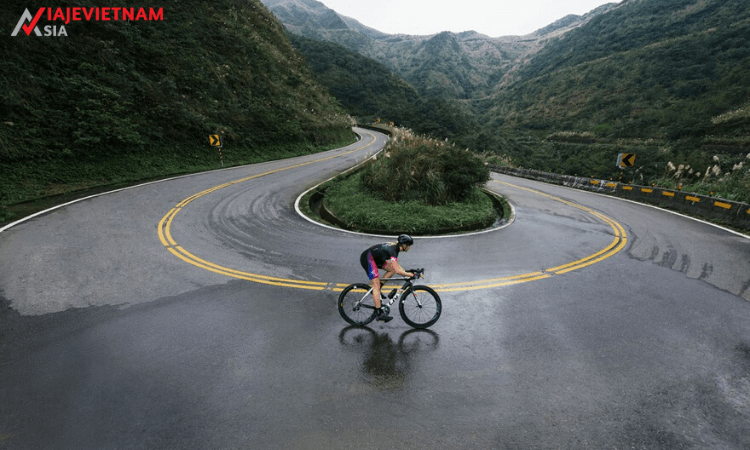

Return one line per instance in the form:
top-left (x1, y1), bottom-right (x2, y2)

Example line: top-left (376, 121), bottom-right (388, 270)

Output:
top-left (0, 0), bottom-right (351, 164)
top-left (264, 0), bottom-right (750, 184)
top-left (482, 0), bottom-right (750, 178)
top-left (287, 34), bottom-right (476, 140)
top-left (491, 0), bottom-right (750, 139)
top-left (1, 0), bottom-right (355, 213)
top-left (263, 0), bottom-right (618, 100)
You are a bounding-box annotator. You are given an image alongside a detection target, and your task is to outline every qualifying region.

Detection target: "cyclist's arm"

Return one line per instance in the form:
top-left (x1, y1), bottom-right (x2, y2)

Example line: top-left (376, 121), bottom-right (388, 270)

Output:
top-left (384, 258), bottom-right (414, 278)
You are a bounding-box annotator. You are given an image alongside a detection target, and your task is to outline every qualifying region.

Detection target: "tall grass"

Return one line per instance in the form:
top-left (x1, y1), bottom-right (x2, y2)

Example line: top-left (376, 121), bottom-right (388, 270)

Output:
top-left (359, 128), bottom-right (489, 205)
top-left (648, 153), bottom-right (750, 203)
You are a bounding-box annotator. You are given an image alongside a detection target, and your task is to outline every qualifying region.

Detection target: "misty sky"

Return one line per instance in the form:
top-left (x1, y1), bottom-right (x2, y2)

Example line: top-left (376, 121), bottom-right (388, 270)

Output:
top-left (319, 0), bottom-right (618, 37)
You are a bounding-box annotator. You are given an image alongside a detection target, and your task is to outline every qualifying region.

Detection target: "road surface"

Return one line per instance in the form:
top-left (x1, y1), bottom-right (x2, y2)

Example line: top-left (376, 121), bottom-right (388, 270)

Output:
top-left (1, 128), bottom-right (749, 449)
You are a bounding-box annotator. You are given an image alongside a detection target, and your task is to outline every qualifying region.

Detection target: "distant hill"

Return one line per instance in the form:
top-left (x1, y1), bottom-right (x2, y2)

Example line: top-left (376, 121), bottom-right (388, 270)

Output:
top-left (482, 0), bottom-right (750, 177)
top-left (262, 0), bottom-right (618, 100)
top-left (287, 33), bottom-right (476, 140)
top-left (491, 0), bottom-right (750, 138)
top-left (263, 0), bottom-right (750, 183)
top-left (0, 0), bottom-right (352, 164)
top-left (287, 34), bottom-right (422, 123)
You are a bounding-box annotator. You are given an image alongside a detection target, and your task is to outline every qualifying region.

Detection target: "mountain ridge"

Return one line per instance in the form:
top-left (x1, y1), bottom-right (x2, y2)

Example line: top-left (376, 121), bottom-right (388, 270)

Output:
top-left (261, 0), bottom-right (622, 100)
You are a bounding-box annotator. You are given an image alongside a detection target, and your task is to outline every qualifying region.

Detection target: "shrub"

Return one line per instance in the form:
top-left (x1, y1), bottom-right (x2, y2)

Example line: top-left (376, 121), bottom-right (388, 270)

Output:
top-left (360, 128), bottom-right (490, 206)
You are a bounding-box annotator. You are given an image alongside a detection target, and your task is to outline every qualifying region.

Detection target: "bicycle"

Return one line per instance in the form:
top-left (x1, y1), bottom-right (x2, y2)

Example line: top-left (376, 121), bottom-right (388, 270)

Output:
top-left (337, 269), bottom-right (442, 329)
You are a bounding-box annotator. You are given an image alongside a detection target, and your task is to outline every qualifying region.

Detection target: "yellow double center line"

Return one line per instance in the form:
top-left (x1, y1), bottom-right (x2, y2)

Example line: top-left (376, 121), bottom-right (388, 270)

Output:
top-left (431, 181), bottom-right (627, 292)
top-left (158, 156), bottom-right (627, 292)
top-left (157, 135), bottom-right (376, 291)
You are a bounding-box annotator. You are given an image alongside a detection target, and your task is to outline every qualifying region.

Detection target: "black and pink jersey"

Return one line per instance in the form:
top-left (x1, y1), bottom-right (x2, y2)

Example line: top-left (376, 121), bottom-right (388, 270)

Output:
top-left (360, 243), bottom-right (399, 280)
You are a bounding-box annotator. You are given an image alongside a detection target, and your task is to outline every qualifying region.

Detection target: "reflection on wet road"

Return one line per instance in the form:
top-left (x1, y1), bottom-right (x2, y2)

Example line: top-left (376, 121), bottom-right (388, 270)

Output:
top-left (339, 327), bottom-right (440, 391)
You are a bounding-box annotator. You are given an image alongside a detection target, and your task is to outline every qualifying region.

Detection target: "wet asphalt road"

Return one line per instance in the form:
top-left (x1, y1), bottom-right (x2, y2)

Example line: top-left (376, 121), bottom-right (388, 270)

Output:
top-left (1, 128), bottom-right (750, 449)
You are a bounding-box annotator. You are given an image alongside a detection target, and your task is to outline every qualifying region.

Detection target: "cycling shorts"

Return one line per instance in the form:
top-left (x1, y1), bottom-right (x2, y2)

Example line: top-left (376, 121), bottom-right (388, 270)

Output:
top-left (359, 252), bottom-right (397, 280)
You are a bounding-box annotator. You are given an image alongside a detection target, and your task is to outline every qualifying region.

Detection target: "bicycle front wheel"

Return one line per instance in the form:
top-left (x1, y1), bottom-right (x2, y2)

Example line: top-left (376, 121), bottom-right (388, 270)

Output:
top-left (338, 283), bottom-right (377, 326)
top-left (399, 285), bottom-right (442, 329)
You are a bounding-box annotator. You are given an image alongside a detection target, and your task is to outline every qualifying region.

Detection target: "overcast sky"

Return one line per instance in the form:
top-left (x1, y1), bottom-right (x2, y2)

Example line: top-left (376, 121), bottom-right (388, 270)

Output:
top-left (318, 0), bottom-right (618, 37)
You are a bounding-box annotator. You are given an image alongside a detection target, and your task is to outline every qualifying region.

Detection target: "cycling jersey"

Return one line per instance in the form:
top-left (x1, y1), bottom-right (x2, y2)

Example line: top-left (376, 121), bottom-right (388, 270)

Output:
top-left (360, 243), bottom-right (399, 280)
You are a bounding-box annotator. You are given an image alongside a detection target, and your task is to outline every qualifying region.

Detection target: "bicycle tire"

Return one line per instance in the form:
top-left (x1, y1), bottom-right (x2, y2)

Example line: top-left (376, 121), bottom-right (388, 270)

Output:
top-left (338, 283), bottom-right (377, 326)
top-left (399, 285), bottom-right (442, 329)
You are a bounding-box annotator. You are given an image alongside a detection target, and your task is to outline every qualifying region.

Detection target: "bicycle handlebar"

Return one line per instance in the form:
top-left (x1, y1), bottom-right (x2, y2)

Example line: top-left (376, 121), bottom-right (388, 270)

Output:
top-left (408, 268), bottom-right (425, 280)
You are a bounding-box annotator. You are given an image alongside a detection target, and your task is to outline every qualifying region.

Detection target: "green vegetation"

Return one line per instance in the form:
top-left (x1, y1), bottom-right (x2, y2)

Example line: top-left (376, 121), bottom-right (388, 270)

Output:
top-left (482, 0), bottom-right (750, 185)
top-left (1, 0), bottom-right (353, 220)
top-left (646, 154), bottom-right (750, 203)
top-left (322, 127), bottom-right (496, 235)
top-left (324, 173), bottom-right (497, 235)
top-left (268, 0), bottom-right (750, 205)
top-left (287, 33), bottom-right (477, 142)
top-left (359, 128), bottom-right (489, 205)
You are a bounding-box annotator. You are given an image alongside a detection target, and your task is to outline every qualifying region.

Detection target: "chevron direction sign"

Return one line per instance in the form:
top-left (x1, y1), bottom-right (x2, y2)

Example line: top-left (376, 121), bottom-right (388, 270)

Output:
top-left (209, 134), bottom-right (223, 148)
top-left (617, 153), bottom-right (636, 168)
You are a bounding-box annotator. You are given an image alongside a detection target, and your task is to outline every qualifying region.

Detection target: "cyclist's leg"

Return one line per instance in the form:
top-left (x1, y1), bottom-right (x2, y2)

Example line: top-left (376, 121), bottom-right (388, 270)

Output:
top-left (379, 261), bottom-right (399, 297)
top-left (360, 252), bottom-right (382, 308)
top-left (379, 263), bottom-right (397, 298)
top-left (371, 278), bottom-right (382, 308)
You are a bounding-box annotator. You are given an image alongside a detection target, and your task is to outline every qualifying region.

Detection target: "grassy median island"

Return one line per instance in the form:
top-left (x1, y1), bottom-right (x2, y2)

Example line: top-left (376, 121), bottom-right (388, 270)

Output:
top-left (321, 172), bottom-right (502, 235)
top-left (308, 127), bottom-right (507, 235)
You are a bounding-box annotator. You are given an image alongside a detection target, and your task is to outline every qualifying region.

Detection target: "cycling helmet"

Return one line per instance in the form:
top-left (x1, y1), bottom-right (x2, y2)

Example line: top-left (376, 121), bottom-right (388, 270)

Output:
top-left (397, 234), bottom-right (414, 246)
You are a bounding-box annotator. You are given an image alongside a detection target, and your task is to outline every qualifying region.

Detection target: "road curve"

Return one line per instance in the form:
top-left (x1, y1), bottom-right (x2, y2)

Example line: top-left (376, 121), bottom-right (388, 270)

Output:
top-left (0, 128), bottom-right (387, 315)
top-left (1, 128), bottom-right (750, 449)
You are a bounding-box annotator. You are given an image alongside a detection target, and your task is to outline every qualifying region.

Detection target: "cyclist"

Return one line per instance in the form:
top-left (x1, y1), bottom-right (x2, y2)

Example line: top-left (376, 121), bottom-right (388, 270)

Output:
top-left (359, 234), bottom-right (418, 322)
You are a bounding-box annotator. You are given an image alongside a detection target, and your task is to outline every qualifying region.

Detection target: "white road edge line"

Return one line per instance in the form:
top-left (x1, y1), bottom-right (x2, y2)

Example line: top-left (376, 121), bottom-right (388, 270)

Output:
top-left (0, 175), bottom-right (191, 235)
top-left (494, 173), bottom-right (750, 241)
top-left (0, 131), bottom-right (366, 235)
top-left (294, 162), bottom-right (516, 239)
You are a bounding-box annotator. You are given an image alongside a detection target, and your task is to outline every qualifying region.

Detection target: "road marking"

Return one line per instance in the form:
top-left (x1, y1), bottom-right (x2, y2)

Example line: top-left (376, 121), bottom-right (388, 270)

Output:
top-left (431, 181), bottom-right (627, 292)
top-left (158, 132), bottom-right (378, 291)
top-left (159, 153), bottom-right (628, 293)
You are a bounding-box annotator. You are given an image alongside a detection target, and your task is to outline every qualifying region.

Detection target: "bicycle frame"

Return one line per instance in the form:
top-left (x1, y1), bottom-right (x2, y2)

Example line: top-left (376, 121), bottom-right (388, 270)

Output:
top-left (352, 277), bottom-right (420, 311)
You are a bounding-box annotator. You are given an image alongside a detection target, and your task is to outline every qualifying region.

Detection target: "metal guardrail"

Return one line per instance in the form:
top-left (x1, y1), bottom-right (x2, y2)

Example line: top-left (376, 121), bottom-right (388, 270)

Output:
top-left (492, 166), bottom-right (750, 231)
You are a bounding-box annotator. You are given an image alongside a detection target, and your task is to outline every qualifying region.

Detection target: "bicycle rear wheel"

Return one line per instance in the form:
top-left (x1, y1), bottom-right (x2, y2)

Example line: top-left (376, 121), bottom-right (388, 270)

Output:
top-left (399, 285), bottom-right (442, 329)
top-left (338, 283), bottom-right (377, 326)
